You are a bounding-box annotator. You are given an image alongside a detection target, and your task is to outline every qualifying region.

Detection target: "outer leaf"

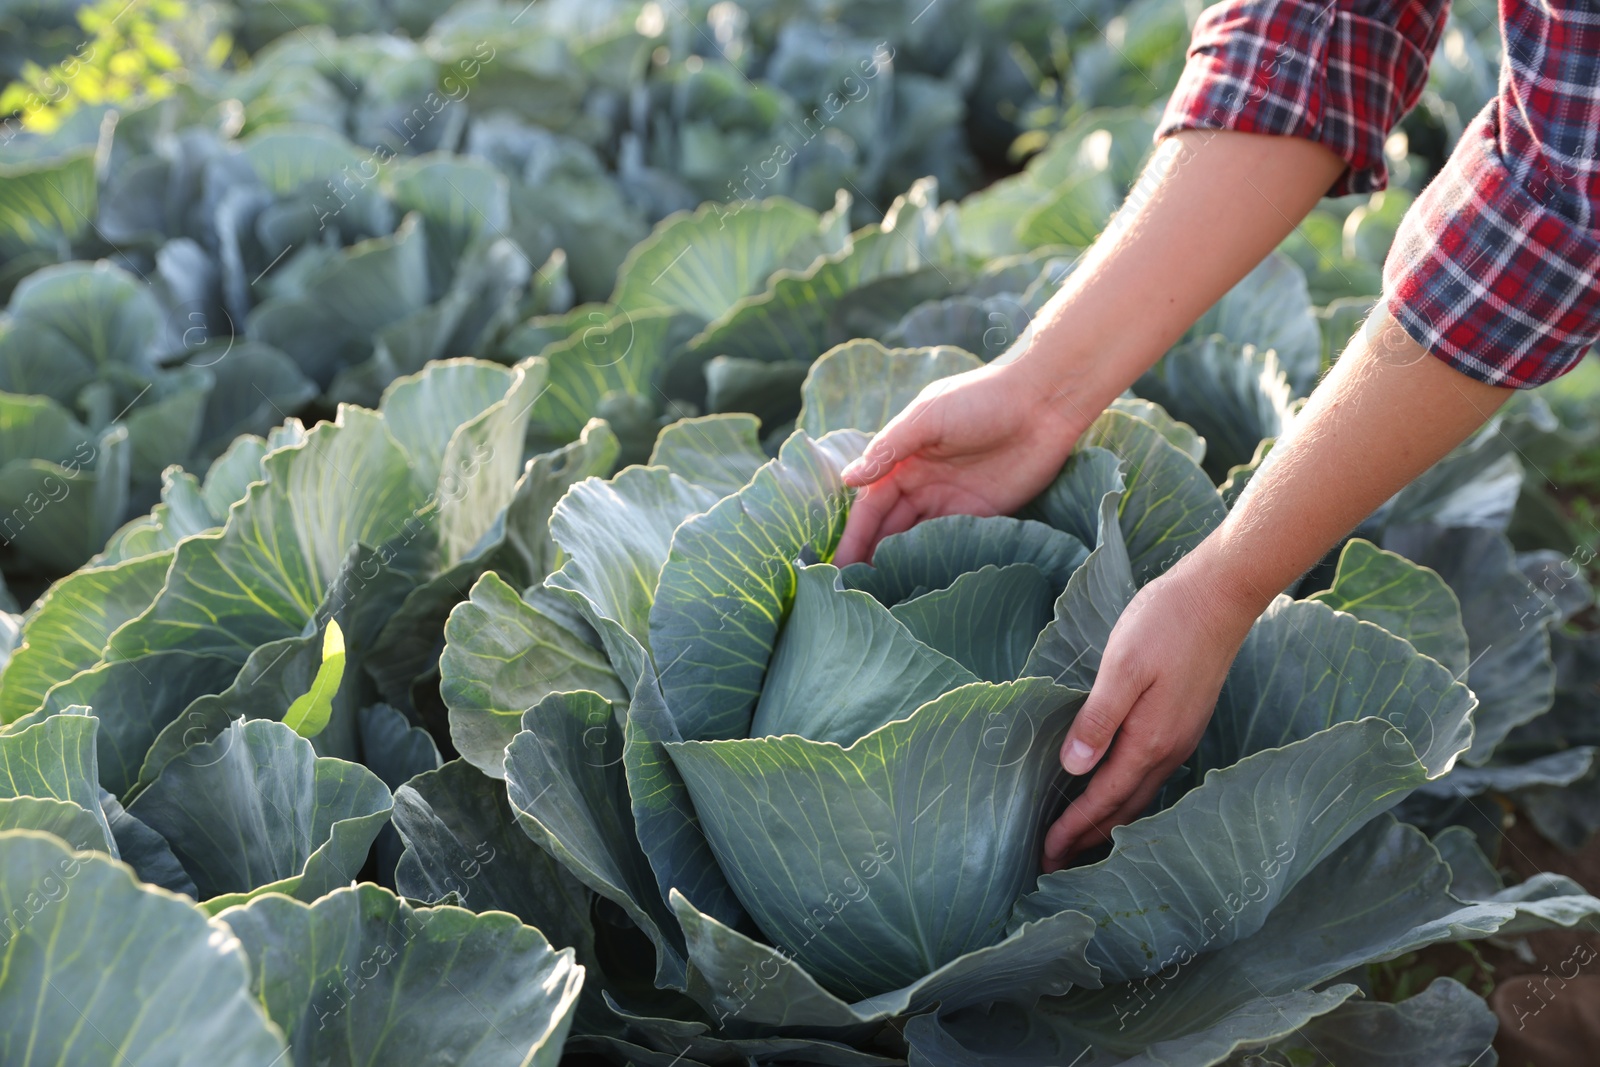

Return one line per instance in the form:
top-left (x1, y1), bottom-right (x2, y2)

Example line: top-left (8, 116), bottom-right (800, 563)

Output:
top-left (666, 677), bottom-right (1085, 998)
top-left (574, 1017), bottom-right (898, 1067)
top-left (1024, 489), bottom-right (1136, 690)
top-left (365, 416), bottom-right (619, 710)
top-left (1024, 444), bottom-right (1125, 549)
top-left (1059, 815), bottom-right (1598, 1054)
top-left (524, 309), bottom-right (698, 447)
top-left (1182, 252), bottom-right (1322, 395)
top-left (829, 268), bottom-right (966, 343)
top-left (99, 787), bottom-right (196, 895)
top-left (489, 417), bottom-right (622, 587)
top-left (356, 703), bottom-right (441, 794)
top-left (95, 470), bottom-right (212, 565)
top-left (218, 884), bottom-right (582, 1067)
top-left (889, 564), bottom-right (1055, 684)
top-left (0, 149), bottom-right (98, 267)
top-left (650, 430), bottom-right (868, 741)
top-left (1079, 409), bottom-right (1225, 584)
top-left (649, 413), bottom-right (768, 497)
top-left (903, 1001), bottom-right (1089, 1066)
top-left (390, 155), bottom-right (513, 294)
top-left (1198, 596), bottom-right (1476, 781)
top-left (1518, 548), bottom-right (1594, 624)
top-left (128, 719), bottom-right (392, 908)
top-left (671, 890), bottom-right (1098, 1030)
top-left (118, 410), bottom-right (275, 512)
top-left (121, 368), bottom-right (210, 486)
top-left (0, 262), bottom-right (160, 402)
top-left (704, 355), bottom-right (810, 431)
top-left (900, 989), bottom-right (1356, 1067)
top-left (442, 571), bottom-right (625, 778)
top-left (751, 563), bottom-right (977, 744)
top-left (0, 832), bottom-right (286, 1066)
top-left (40, 652), bottom-right (242, 797)
top-left (1309, 539), bottom-right (1470, 676)
top-left (248, 216), bottom-right (427, 388)
top-left (105, 407), bottom-right (432, 662)
top-left (0, 551), bottom-right (170, 723)
top-left (1011, 720), bottom-right (1435, 984)
top-left (0, 391), bottom-right (93, 466)
top-left (1108, 397), bottom-right (1206, 466)
top-left (1416, 746), bottom-right (1596, 798)
top-left (392, 759), bottom-right (595, 968)
top-left (1383, 524), bottom-right (1557, 762)
top-left (420, 360), bottom-right (545, 568)
top-left (1257, 978), bottom-right (1498, 1067)
top-left (0, 796), bottom-right (110, 852)
top-left (505, 690), bottom-right (686, 987)
top-left (0, 712), bottom-right (110, 849)
top-left (798, 338), bottom-right (981, 437)
top-left (546, 465), bottom-right (720, 689)
top-left (682, 182), bottom-right (961, 374)
top-left (1134, 338), bottom-right (1295, 478)
top-left (0, 423), bottom-right (131, 573)
top-left (378, 358), bottom-right (526, 496)
top-left (882, 292), bottom-right (1033, 360)
top-left (0, 610), bottom-right (16, 671)
top-left (621, 660), bottom-right (750, 938)
top-left (193, 343), bottom-right (318, 458)
top-left (238, 124), bottom-right (374, 199)
top-left (131, 633), bottom-right (327, 799)
top-left (612, 197), bottom-right (825, 321)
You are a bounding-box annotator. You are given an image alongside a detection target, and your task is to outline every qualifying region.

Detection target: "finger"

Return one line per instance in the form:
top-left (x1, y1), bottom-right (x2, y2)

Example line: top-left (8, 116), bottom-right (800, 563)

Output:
top-left (849, 495), bottom-right (922, 569)
top-left (1056, 768), bottom-right (1171, 864)
top-left (1059, 657), bottom-right (1145, 776)
top-left (840, 401), bottom-right (941, 487)
top-left (834, 480), bottom-right (902, 566)
top-left (874, 496), bottom-right (922, 545)
top-left (1042, 740), bottom-right (1143, 869)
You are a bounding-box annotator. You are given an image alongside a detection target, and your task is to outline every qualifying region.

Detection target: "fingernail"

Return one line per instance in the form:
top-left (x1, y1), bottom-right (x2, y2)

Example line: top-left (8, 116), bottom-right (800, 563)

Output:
top-left (840, 459), bottom-right (863, 481)
top-left (1063, 740), bottom-right (1096, 775)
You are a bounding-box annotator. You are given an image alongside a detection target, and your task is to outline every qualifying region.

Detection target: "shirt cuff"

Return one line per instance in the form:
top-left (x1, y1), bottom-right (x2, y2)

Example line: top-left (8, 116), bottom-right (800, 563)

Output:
top-left (1156, 1), bottom-right (1436, 195)
top-left (1383, 111), bottom-right (1600, 389)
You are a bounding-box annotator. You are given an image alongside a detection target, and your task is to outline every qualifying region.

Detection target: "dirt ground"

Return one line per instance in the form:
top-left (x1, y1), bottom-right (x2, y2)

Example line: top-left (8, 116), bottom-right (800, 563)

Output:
top-left (1392, 811), bottom-right (1600, 1067)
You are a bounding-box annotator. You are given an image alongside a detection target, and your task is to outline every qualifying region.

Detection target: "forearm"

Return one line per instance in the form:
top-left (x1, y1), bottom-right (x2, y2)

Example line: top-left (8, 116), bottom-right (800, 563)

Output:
top-left (1186, 312), bottom-right (1512, 615)
top-left (1007, 129), bottom-right (1346, 422)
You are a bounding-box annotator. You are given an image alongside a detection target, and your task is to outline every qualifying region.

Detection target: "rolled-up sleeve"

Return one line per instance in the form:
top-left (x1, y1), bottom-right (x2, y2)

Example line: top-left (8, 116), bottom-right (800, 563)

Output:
top-left (1156, 0), bottom-right (1449, 195)
top-left (1383, 3), bottom-right (1600, 387)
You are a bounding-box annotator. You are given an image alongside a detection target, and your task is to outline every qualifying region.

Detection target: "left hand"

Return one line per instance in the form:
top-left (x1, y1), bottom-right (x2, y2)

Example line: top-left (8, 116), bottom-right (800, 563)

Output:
top-left (1041, 554), bottom-right (1263, 872)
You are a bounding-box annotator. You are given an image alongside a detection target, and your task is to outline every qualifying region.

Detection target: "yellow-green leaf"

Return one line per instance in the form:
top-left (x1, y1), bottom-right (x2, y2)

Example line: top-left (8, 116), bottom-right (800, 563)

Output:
top-left (281, 620), bottom-right (346, 738)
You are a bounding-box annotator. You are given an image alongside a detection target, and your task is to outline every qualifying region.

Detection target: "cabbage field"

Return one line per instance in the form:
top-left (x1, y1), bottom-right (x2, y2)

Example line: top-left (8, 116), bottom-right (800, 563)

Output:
top-left (0, 0), bottom-right (1597, 1063)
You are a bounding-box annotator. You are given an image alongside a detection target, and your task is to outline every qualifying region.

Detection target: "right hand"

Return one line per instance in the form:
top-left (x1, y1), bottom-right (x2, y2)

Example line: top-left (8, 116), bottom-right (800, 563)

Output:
top-left (834, 359), bottom-right (1090, 566)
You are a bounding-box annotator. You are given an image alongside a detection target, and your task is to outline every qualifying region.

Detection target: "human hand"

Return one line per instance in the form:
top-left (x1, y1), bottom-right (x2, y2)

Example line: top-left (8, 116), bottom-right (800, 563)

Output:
top-left (1041, 553), bottom-right (1263, 872)
top-left (834, 360), bottom-right (1089, 566)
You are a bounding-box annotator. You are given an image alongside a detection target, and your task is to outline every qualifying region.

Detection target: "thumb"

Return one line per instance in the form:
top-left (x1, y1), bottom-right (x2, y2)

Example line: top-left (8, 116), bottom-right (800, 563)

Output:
top-left (841, 400), bottom-right (941, 487)
top-left (1061, 661), bottom-right (1144, 775)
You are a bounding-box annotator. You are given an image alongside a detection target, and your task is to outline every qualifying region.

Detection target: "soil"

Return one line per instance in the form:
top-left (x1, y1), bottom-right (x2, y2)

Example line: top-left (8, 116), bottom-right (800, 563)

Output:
top-left (1389, 810), bottom-right (1600, 1067)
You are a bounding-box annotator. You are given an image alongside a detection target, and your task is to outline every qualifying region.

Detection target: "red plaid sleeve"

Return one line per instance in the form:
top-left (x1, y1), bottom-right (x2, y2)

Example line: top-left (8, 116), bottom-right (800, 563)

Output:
top-left (1383, 3), bottom-right (1600, 387)
top-left (1156, 0), bottom-right (1449, 196)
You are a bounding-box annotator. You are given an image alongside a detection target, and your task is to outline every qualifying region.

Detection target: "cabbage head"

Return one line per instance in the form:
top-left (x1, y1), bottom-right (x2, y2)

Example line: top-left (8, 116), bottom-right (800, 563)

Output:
top-left (443, 344), bottom-right (1600, 1066)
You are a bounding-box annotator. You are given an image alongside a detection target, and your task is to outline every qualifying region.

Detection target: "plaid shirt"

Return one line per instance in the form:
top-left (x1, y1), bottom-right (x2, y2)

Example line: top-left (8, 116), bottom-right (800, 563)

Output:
top-left (1157, 0), bottom-right (1600, 388)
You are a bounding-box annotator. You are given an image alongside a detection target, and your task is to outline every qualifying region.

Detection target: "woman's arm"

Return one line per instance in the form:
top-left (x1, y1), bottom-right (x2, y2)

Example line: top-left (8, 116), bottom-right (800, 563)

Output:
top-left (1043, 312), bottom-right (1511, 868)
top-left (1007, 126), bottom-right (1351, 418)
top-left (836, 128), bottom-right (1346, 563)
